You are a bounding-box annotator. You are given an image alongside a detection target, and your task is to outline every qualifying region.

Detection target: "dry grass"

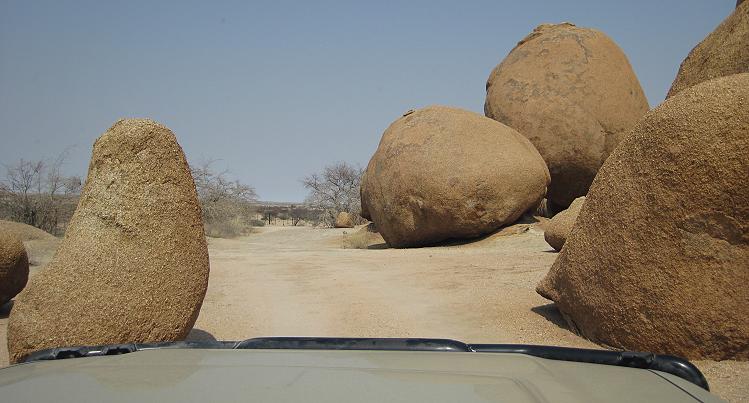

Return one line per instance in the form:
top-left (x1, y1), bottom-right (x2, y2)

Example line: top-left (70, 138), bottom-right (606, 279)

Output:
top-left (204, 217), bottom-right (256, 239)
top-left (342, 226), bottom-right (385, 249)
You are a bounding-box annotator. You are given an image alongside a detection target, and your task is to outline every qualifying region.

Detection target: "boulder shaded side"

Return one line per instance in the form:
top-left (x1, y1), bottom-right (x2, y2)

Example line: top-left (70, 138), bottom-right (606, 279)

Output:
top-left (537, 74), bottom-right (749, 360)
top-left (0, 232), bottom-right (29, 306)
top-left (543, 197), bottom-right (585, 252)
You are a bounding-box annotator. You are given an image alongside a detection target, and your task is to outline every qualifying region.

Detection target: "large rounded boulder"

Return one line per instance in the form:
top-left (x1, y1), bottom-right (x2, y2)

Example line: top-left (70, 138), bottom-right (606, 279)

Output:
top-left (362, 105), bottom-right (550, 248)
top-left (667, 2), bottom-right (748, 98)
top-left (0, 233), bottom-right (29, 307)
top-left (8, 119), bottom-right (210, 363)
top-left (536, 74), bottom-right (749, 360)
top-left (484, 23), bottom-right (649, 208)
top-left (543, 196), bottom-right (585, 252)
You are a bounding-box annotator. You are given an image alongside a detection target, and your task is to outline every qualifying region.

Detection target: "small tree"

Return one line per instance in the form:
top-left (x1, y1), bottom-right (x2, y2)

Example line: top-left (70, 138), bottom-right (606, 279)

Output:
top-left (290, 205), bottom-right (310, 226)
top-left (190, 160), bottom-right (258, 237)
top-left (301, 161), bottom-right (363, 226)
top-left (0, 152), bottom-right (82, 235)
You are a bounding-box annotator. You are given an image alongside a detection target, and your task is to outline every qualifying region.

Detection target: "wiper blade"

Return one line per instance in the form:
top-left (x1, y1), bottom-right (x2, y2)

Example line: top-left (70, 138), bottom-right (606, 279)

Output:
top-left (19, 337), bottom-right (709, 391)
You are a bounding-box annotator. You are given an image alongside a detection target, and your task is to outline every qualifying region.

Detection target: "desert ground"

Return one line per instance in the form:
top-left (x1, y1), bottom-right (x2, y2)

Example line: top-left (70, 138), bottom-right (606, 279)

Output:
top-left (1, 224), bottom-right (747, 401)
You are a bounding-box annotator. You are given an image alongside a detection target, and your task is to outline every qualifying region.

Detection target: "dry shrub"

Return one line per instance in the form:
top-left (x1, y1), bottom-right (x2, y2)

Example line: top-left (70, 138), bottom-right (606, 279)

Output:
top-left (342, 227), bottom-right (383, 249)
top-left (1, 154), bottom-right (82, 236)
top-left (204, 216), bottom-right (256, 239)
top-left (191, 160), bottom-right (258, 239)
top-left (302, 161), bottom-right (364, 227)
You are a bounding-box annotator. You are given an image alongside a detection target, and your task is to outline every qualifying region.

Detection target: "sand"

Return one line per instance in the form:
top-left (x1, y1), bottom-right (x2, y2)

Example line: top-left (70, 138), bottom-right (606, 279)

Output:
top-left (1, 224), bottom-right (746, 401)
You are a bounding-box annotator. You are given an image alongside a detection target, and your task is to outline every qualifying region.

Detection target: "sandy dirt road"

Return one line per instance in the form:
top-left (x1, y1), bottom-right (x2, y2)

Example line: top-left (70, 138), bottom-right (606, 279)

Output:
top-left (2, 225), bottom-right (747, 401)
top-left (193, 225), bottom-right (587, 346)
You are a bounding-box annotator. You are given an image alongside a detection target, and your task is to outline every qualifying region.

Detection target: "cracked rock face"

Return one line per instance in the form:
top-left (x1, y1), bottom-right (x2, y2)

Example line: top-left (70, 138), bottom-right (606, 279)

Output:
top-left (8, 119), bottom-right (209, 363)
top-left (362, 105), bottom-right (550, 248)
top-left (537, 74), bottom-right (749, 360)
top-left (484, 23), bottom-right (649, 208)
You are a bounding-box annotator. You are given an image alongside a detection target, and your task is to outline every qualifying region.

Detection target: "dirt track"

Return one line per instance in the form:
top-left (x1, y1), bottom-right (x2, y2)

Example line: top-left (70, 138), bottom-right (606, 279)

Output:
top-left (2, 225), bottom-right (747, 401)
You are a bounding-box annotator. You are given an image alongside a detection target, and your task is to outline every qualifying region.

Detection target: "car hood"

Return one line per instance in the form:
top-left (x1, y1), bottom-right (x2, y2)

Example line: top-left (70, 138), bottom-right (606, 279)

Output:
top-left (0, 349), bottom-right (721, 402)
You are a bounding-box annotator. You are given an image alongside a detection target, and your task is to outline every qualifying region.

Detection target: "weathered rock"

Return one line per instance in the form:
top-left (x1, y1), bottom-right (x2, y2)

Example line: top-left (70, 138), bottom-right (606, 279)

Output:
top-left (364, 221), bottom-right (377, 233)
top-left (8, 119), bottom-right (210, 363)
top-left (485, 23), bottom-right (649, 208)
top-left (544, 197), bottom-right (585, 252)
top-left (334, 212), bottom-right (355, 228)
top-left (0, 220), bottom-right (56, 242)
top-left (0, 233), bottom-right (29, 306)
top-left (537, 74), bottom-right (749, 360)
top-left (667, 2), bottom-right (749, 98)
top-left (362, 105), bottom-right (550, 248)
top-left (360, 171), bottom-right (372, 220)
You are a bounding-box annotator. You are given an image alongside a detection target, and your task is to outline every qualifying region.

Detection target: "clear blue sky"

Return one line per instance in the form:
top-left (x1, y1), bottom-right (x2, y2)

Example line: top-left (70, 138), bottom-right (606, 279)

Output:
top-left (0, 1), bottom-right (735, 202)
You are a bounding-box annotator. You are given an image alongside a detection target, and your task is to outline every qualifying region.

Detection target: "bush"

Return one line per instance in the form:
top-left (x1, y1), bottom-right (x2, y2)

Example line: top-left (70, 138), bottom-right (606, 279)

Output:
top-left (0, 153), bottom-right (82, 235)
top-left (249, 219), bottom-right (266, 227)
top-left (301, 161), bottom-right (365, 227)
top-left (191, 160), bottom-right (258, 238)
top-left (204, 216), bottom-right (256, 238)
top-left (342, 228), bottom-right (381, 249)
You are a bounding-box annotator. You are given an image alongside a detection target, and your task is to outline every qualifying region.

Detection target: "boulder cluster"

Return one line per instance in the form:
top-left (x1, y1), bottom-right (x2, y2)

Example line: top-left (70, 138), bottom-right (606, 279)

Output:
top-left (538, 73), bottom-right (749, 360)
top-left (536, 5), bottom-right (748, 361)
top-left (362, 23), bottom-right (648, 248)
top-left (4, 4), bottom-right (746, 366)
top-left (8, 119), bottom-right (210, 363)
top-left (361, 6), bottom-right (747, 360)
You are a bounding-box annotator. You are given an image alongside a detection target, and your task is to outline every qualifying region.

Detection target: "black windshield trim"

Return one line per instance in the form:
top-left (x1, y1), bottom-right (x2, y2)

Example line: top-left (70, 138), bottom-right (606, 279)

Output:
top-left (19, 337), bottom-right (709, 391)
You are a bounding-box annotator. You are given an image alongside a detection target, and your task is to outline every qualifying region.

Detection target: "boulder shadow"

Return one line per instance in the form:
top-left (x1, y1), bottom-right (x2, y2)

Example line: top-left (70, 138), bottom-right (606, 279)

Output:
top-left (186, 328), bottom-right (218, 342)
top-left (367, 242), bottom-right (390, 250)
top-left (434, 214), bottom-right (542, 247)
top-left (0, 300), bottom-right (14, 319)
top-left (531, 303), bottom-right (574, 333)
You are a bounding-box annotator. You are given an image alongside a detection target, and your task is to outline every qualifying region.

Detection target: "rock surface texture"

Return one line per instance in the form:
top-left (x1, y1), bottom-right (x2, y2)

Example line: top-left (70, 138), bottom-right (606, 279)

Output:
top-left (668, 2), bottom-right (749, 98)
top-left (334, 212), bottom-right (355, 228)
top-left (8, 119), bottom-right (210, 363)
top-left (0, 233), bottom-right (29, 307)
top-left (543, 196), bottom-right (585, 252)
top-left (537, 74), bottom-right (749, 360)
top-left (362, 105), bottom-right (550, 248)
top-left (484, 23), bottom-right (649, 208)
top-left (0, 221), bottom-right (56, 242)
top-left (360, 171), bottom-right (372, 221)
